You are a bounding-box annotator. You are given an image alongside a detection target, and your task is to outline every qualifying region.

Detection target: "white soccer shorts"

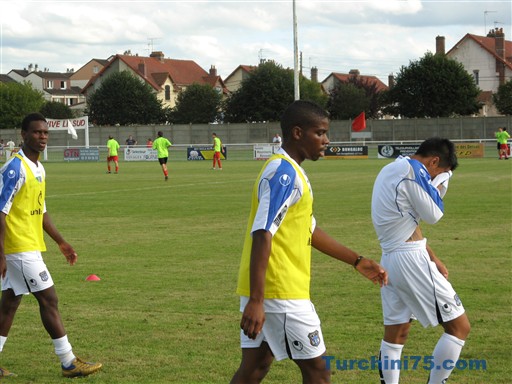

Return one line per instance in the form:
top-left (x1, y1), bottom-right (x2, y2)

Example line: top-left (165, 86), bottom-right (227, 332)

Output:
top-left (380, 239), bottom-right (465, 327)
top-left (2, 251), bottom-right (54, 296)
top-left (239, 300), bottom-right (326, 361)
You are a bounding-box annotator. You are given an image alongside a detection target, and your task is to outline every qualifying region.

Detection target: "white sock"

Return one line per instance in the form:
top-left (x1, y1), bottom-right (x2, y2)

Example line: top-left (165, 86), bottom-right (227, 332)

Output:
top-left (52, 335), bottom-right (76, 368)
top-left (0, 336), bottom-right (7, 352)
top-left (428, 333), bottom-right (465, 384)
top-left (379, 340), bottom-right (404, 384)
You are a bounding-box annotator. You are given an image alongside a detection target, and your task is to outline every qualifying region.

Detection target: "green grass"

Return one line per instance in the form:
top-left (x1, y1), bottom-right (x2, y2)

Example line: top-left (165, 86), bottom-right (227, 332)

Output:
top-left (2, 158), bottom-right (510, 383)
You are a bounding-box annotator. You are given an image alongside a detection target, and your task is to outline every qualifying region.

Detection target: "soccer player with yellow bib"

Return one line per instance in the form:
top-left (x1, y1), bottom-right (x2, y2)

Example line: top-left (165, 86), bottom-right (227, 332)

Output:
top-left (0, 113), bottom-right (102, 378)
top-left (231, 101), bottom-right (387, 384)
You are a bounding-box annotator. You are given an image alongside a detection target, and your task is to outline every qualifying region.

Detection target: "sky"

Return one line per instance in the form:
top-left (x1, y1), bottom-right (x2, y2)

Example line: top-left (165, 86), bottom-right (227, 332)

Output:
top-left (1, 0), bottom-right (511, 85)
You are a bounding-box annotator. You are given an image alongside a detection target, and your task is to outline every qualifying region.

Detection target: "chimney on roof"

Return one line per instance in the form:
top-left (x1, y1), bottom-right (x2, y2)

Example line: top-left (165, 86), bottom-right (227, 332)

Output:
top-left (436, 36), bottom-right (445, 55)
top-left (28, 63), bottom-right (33, 72)
top-left (495, 28), bottom-right (505, 59)
top-left (494, 28), bottom-right (506, 85)
top-left (349, 69), bottom-right (360, 76)
top-left (209, 65), bottom-right (217, 77)
top-left (150, 51), bottom-right (165, 62)
top-left (35, 64), bottom-right (39, 72)
top-left (311, 67), bottom-right (318, 83)
top-left (388, 74), bottom-right (395, 89)
top-left (138, 61), bottom-right (146, 77)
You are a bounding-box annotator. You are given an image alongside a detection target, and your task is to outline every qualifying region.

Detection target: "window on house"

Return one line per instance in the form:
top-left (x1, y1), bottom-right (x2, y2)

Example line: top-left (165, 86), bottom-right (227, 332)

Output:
top-left (473, 70), bottom-right (479, 85)
top-left (165, 85), bottom-right (171, 101)
top-left (47, 80), bottom-right (53, 89)
top-left (93, 66), bottom-right (99, 74)
top-left (61, 81), bottom-right (66, 89)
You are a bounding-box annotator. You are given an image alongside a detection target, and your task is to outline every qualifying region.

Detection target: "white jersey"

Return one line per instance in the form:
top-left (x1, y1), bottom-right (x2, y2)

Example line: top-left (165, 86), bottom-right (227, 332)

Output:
top-left (371, 156), bottom-right (445, 253)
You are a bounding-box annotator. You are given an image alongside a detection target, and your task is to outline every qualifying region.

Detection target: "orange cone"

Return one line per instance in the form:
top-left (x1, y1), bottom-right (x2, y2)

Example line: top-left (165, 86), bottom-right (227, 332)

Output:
top-left (86, 274), bottom-right (101, 281)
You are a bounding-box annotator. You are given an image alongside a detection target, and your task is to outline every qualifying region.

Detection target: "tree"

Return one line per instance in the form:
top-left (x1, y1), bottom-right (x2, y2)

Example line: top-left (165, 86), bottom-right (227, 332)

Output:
top-left (170, 83), bottom-right (221, 123)
top-left (87, 71), bottom-right (164, 125)
top-left (300, 76), bottom-right (328, 108)
top-left (223, 61), bottom-right (326, 123)
top-left (40, 101), bottom-right (74, 119)
top-left (382, 52), bottom-right (480, 118)
top-left (493, 79), bottom-right (512, 115)
top-left (224, 61), bottom-right (294, 123)
top-left (327, 82), bottom-right (369, 120)
top-left (0, 82), bottom-right (45, 129)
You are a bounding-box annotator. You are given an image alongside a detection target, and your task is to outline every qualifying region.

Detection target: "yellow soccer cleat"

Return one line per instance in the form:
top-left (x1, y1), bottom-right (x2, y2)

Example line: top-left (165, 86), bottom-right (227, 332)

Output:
top-left (62, 357), bottom-right (102, 378)
top-left (0, 366), bottom-right (16, 377)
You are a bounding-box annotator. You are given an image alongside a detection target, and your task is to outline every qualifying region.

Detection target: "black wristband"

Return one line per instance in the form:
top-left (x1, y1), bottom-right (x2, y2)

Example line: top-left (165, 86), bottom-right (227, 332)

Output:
top-left (354, 255), bottom-right (364, 268)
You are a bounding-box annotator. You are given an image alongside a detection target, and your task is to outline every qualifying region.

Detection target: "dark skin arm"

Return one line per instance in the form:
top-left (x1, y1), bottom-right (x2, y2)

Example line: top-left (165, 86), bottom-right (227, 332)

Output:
top-left (239, 230), bottom-right (271, 340)
top-left (312, 227), bottom-right (388, 286)
top-left (43, 212), bottom-right (77, 266)
top-left (0, 213), bottom-right (7, 278)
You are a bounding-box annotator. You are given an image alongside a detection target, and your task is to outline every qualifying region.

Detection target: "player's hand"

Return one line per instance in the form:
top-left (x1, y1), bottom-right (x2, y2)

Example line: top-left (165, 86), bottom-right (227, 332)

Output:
top-left (240, 299), bottom-right (265, 340)
top-left (356, 257), bottom-right (388, 287)
top-left (59, 242), bottom-right (78, 266)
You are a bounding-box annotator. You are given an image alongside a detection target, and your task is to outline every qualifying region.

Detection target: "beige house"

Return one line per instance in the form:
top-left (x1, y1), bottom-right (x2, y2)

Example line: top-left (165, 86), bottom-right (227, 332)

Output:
top-left (223, 65), bottom-right (256, 93)
top-left (82, 51), bottom-right (227, 109)
top-left (438, 28), bottom-right (512, 116)
top-left (70, 58), bottom-right (110, 89)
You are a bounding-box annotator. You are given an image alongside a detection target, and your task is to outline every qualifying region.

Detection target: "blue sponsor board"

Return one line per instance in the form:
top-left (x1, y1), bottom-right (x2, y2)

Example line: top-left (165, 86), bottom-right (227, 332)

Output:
top-left (377, 144), bottom-right (419, 159)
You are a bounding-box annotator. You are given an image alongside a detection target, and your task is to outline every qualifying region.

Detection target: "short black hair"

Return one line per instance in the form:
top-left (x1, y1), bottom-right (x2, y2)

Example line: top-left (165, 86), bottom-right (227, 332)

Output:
top-left (21, 113), bottom-right (46, 131)
top-left (415, 137), bottom-right (458, 171)
top-left (280, 100), bottom-right (329, 139)
top-left (157, 131), bottom-right (163, 137)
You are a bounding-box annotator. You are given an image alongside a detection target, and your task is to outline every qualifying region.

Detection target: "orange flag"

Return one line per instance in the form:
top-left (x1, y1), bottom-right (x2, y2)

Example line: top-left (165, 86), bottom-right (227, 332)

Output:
top-left (351, 111), bottom-right (366, 132)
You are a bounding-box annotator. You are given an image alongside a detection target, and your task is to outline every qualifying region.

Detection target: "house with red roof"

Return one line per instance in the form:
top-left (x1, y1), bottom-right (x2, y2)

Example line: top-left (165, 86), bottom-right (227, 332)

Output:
top-left (81, 51), bottom-right (227, 109)
top-left (438, 28), bottom-right (512, 116)
top-left (321, 69), bottom-right (388, 95)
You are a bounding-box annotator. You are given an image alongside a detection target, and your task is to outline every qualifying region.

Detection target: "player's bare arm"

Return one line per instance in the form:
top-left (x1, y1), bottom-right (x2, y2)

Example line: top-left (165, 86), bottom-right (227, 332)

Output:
top-left (410, 226), bottom-right (448, 279)
top-left (0, 213), bottom-right (6, 278)
top-left (42, 212), bottom-right (77, 266)
top-left (426, 242), bottom-right (449, 279)
top-left (240, 230), bottom-right (272, 340)
top-left (312, 227), bottom-right (387, 286)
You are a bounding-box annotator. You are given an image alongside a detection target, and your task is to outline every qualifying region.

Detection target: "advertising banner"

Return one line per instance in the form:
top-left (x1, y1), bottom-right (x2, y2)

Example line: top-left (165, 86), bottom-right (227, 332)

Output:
top-left (455, 143), bottom-right (484, 158)
top-left (187, 147), bottom-right (227, 161)
top-left (124, 148), bottom-right (158, 161)
top-left (377, 144), bottom-right (419, 159)
top-left (253, 144), bottom-right (278, 160)
top-left (325, 145), bottom-right (368, 159)
top-left (63, 148), bottom-right (99, 161)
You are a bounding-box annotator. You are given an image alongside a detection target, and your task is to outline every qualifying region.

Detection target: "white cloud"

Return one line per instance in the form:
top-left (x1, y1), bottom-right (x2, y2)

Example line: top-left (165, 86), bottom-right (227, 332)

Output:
top-left (1, 0), bottom-right (510, 83)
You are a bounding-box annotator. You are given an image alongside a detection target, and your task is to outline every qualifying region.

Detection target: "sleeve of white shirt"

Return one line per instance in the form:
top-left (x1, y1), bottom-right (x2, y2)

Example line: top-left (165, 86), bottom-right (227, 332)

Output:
top-left (251, 159), bottom-right (302, 236)
top-left (431, 170), bottom-right (452, 198)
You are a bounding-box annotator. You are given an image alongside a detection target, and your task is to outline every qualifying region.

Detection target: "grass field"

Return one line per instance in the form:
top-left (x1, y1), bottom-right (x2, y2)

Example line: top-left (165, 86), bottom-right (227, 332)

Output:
top-left (1, 157), bottom-right (510, 383)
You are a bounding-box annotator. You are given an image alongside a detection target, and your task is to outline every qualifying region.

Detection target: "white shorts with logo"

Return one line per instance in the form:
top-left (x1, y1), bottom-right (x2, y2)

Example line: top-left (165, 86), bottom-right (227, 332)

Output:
top-left (239, 296), bottom-right (326, 361)
top-left (380, 239), bottom-right (465, 327)
top-left (1, 251), bottom-right (54, 296)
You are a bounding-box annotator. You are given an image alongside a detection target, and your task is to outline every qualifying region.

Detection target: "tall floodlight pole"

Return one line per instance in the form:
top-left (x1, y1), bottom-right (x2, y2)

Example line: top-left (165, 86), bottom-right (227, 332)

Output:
top-left (293, 0), bottom-right (300, 100)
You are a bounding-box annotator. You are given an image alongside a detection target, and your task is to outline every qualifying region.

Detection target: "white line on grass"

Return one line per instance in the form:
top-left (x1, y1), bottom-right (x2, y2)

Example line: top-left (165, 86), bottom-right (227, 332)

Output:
top-left (46, 178), bottom-right (255, 199)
